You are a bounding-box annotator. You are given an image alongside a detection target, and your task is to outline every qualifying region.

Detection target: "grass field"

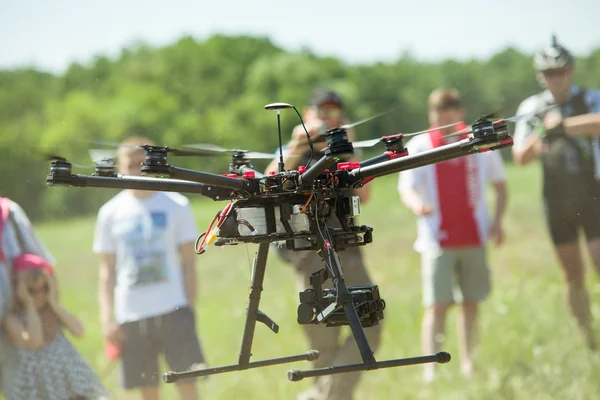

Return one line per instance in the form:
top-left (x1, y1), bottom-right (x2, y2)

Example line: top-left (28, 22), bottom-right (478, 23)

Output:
top-left (10, 162), bottom-right (600, 399)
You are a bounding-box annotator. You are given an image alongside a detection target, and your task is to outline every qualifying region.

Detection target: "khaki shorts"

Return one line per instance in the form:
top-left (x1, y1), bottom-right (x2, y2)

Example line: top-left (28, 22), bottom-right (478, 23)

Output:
top-left (421, 246), bottom-right (490, 307)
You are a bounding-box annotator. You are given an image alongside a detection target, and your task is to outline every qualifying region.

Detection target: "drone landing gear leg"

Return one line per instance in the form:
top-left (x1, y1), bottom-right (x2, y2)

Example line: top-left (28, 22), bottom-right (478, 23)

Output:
top-left (287, 244), bottom-right (451, 382)
top-left (163, 242), bottom-right (318, 384)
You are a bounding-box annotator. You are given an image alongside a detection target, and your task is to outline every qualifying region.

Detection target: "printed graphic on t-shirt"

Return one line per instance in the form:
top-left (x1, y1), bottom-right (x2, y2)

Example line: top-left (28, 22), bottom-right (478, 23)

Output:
top-left (114, 211), bottom-right (169, 287)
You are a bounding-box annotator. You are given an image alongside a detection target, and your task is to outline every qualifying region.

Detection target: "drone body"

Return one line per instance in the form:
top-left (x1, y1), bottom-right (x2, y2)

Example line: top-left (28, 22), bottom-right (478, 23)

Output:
top-left (45, 102), bottom-right (514, 384)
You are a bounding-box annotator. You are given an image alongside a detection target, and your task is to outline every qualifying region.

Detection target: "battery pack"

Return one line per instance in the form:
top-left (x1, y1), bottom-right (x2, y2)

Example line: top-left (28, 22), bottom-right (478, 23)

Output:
top-left (235, 206), bottom-right (310, 236)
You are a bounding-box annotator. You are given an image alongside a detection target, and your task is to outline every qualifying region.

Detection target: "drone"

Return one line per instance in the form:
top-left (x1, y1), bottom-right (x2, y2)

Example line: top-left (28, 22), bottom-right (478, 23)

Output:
top-left (45, 101), bottom-right (516, 384)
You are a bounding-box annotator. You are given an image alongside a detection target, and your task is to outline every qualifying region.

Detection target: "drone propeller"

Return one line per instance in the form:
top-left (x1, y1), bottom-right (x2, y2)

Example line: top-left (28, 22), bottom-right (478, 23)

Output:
top-left (88, 149), bottom-right (117, 163)
top-left (339, 106), bottom-right (399, 130)
top-left (43, 153), bottom-right (95, 169)
top-left (86, 139), bottom-right (221, 157)
top-left (182, 143), bottom-right (277, 159)
top-left (351, 120), bottom-right (466, 149)
top-left (351, 102), bottom-right (561, 149)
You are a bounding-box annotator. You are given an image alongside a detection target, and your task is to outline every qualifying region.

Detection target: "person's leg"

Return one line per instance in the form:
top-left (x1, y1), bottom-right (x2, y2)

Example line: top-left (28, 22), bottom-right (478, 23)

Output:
top-left (313, 249), bottom-right (382, 400)
top-left (545, 192), bottom-right (596, 350)
top-left (454, 247), bottom-right (491, 377)
top-left (586, 238), bottom-right (600, 280)
top-left (294, 258), bottom-right (342, 400)
top-left (160, 307), bottom-right (207, 400)
top-left (120, 318), bottom-right (161, 400)
top-left (554, 241), bottom-right (596, 349)
top-left (421, 249), bottom-right (456, 383)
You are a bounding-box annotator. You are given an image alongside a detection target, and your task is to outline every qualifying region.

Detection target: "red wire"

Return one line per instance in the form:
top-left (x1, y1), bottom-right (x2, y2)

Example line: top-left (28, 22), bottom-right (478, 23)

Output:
top-left (217, 202), bottom-right (233, 228)
top-left (197, 202), bottom-right (234, 252)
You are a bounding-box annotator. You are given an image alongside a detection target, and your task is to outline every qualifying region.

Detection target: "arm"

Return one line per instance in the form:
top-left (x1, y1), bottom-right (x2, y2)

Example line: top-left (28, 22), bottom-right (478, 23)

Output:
top-left (488, 181), bottom-right (508, 247)
top-left (564, 113), bottom-right (600, 136)
top-left (99, 253), bottom-right (121, 345)
top-left (3, 310), bottom-right (44, 350)
top-left (3, 279), bottom-right (44, 349)
top-left (45, 271), bottom-right (84, 338)
top-left (176, 201), bottom-right (201, 310)
top-left (265, 119), bottom-right (329, 175)
top-left (565, 90), bottom-right (600, 136)
top-left (512, 97), bottom-right (543, 165)
top-left (399, 187), bottom-right (432, 216)
top-left (512, 132), bottom-right (543, 165)
top-left (398, 167), bottom-right (432, 216)
top-left (49, 303), bottom-right (85, 338)
top-left (487, 152), bottom-right (508, 246)
top-left (179, 241), bottom-right (197, 310)
top-left (397, 137), bottom-right (432, 215)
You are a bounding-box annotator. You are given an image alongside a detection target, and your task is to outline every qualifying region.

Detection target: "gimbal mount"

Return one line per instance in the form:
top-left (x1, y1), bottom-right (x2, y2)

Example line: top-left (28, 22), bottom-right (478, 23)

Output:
top-left (45, 105), bottom-right (512, 383)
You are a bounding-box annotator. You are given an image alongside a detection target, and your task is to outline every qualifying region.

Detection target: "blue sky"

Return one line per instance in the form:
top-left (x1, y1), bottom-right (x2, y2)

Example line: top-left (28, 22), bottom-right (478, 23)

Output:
top-left (1, 0), bottom-right (599, 74)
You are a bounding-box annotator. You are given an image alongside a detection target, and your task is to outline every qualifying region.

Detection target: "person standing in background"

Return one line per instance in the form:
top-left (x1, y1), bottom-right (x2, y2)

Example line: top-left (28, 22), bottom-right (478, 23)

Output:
top-left (512, 34), bottom-right (600, 351)
top-left (93, 136), bottom-right (207, 400)
top-left (265, 88), bottom-right (381, 400)
top-left (398, 88), bottom-right (507, 383)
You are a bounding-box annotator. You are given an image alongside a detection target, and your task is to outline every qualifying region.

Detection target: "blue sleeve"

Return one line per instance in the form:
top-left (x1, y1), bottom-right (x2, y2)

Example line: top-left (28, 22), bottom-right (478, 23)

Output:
top-left (584, 89), bottom-right (600, 113)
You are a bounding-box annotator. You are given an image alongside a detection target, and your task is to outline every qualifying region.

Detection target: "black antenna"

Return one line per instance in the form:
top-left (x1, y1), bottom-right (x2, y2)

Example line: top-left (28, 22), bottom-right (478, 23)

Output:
top-left (265, 102), bottom-right (294, 173)
top-left (551, 33), bottom-right (558, 47)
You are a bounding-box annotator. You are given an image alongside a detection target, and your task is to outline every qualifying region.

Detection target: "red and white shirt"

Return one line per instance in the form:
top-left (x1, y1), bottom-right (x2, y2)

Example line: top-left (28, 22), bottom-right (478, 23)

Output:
top-left (397, 124), bottom-right (506, 253)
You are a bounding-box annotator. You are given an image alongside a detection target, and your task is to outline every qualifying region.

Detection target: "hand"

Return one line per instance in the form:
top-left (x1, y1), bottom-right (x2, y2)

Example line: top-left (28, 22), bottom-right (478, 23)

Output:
top-left (489, 220), bottom-right (505, 246)
top-left (102, 321), bottom-right (124, 347)
top-left (288, 118), bottom-right (328, 155)
top-left (413, 202), bottom-right (433, 216)
top-left (42, 270), bottom-right (58, 308)
top-left (543, 109), bottom-right (565, 138)
top-left (16, 275), bottom-right (34, 307)
top-left (543, 109), bottom-right (563, 131)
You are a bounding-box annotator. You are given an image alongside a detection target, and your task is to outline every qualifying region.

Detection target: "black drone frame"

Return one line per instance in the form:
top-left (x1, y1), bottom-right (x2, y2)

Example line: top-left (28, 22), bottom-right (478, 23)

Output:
top-left (44, 103), bottom-right (512, 383)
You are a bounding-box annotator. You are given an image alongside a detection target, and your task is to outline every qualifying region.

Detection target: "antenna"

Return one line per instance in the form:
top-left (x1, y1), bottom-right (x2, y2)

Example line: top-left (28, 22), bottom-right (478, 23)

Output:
top-left (551, 33), bottom-right (558, 47)
top-left (265, 103), bottom-right (294, 173)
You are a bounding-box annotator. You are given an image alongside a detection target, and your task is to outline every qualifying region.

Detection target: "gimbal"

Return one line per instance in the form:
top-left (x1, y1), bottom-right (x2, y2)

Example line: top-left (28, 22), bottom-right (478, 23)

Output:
top-left (45, 103), bottom-right (512, 383)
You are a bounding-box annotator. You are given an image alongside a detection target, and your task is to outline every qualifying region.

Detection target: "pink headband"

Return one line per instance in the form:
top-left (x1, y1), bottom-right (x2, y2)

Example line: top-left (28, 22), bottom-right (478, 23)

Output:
top-left (12, 253), bottom-right (54, 274)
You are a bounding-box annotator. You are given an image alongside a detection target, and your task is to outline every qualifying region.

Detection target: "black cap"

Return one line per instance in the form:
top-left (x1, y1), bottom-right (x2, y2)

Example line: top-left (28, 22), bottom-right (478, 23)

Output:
top-left (308, 88), bottom-right (344, 108)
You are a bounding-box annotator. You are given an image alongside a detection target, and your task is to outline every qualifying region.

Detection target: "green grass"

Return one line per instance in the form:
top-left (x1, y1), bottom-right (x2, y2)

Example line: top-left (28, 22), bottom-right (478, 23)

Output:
top-left (10, 163), bottom-right (600, 399)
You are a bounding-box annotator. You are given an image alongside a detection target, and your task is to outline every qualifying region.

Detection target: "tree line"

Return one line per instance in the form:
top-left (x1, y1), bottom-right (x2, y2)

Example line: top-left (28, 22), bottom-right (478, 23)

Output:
top-left (1, 34), bottom-right (599, 221)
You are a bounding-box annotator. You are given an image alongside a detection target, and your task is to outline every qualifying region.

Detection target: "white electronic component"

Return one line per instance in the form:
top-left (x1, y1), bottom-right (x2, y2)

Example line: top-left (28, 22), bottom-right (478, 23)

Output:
top-left (351, 196), bottom-right (360, 216)
top-left (235, 206), bottom-right (310, 236)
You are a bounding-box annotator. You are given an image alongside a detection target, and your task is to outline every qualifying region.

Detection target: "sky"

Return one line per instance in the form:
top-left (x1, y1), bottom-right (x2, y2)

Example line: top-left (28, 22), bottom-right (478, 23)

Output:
top-left (1, 0), bottom-right (599, 74)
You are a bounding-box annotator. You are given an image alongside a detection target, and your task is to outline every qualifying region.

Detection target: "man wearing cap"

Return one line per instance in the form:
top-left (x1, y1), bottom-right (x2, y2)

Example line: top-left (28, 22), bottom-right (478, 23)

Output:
top-left (512, 34), bottom-right (600, 350)
top-left (265, 89), bottom-right (381, 400)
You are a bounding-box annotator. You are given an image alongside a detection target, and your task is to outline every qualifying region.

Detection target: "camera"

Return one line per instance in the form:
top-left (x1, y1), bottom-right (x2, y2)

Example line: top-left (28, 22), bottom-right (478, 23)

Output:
top-left (296, 268), bottom-right (385, 328)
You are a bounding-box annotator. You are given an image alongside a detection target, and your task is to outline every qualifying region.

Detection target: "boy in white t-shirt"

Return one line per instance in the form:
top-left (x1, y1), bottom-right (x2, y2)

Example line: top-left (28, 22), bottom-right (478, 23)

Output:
top-left (93, 136), bottom-right (205, 400)
top-left (397, 89), bottom-right (507, 383)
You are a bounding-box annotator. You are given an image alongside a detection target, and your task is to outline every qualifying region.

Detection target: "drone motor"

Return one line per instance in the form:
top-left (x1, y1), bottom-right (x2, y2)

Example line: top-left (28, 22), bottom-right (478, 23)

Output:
top-left (93, 160), bottom-right (116, 177)
top-left (493, 120), bottom-right (510, 140)
top-left (141, 146), bottom-right (171, 178)
top-left (325, 127), bottom-right (354, 158)
top-left (46, 160), bottom-right (73, 186)
top-left (471, 118), bottom-right (495, 140)
top-left (382, 134), bottom-right (408, 156)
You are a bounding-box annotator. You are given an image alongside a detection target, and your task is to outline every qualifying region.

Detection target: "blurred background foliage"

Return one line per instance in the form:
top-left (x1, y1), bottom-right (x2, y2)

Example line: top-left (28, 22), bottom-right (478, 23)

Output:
top-left (1, 34), bottom-right (599, 221)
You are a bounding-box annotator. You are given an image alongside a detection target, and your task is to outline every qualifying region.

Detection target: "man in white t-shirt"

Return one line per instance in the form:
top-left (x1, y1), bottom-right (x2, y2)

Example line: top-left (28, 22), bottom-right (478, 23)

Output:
top-left (398, 89), bottom-right (507, 383)
top-left (93, 136), bottom-right (206, 400)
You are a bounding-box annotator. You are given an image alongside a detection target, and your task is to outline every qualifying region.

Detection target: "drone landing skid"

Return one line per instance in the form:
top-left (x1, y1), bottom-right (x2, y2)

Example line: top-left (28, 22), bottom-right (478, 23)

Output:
top-left (162, 242), bottom-right (319, 384)
top-left (288, 234), bottom-right (451, 382)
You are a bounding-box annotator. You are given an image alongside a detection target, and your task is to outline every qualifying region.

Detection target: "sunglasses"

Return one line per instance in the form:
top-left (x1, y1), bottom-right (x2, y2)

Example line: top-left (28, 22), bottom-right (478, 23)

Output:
top-left (28, 284), bottom-right (49, 294)
top-left (542, 69), bottom-right (569, 78)
top-left (314, 107), bottom-right (343, 120)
